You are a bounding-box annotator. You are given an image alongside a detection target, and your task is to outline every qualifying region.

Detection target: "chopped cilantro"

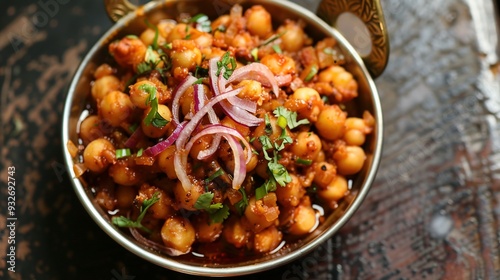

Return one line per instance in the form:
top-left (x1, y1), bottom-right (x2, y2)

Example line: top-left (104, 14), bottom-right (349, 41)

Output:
top-left (260, 31), bottom-right (286, 47)
top-left (217, 51), bottom-right (237, 79)
top-left (194, 192), bottom-right (230, 224)
top-left (112, 192), bottom-right (160, 233)
top-left (144, 19), bottom-right (159, 50)
top-left (272, 44), bottom-right (282, 54)
top-left (273, 106), bottom-right (309, 130)
top-left (116, 148), bottom-right (131, 159)
top-left (204, 168), bottom-right (225, 184)
top-left (141, 83), bottom-right (169, 128)
top-left (304, 65), bottom-right (318, 82)
top-left (235, 188), bottom-right (249, 215)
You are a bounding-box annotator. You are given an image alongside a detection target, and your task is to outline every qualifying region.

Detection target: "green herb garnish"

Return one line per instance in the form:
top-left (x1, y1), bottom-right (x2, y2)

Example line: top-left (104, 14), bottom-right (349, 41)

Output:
top-left (217, 51), bottom-right (237, 79)
top-left (235, 188), bottom-right (249, 215)
top-left (116, 148), bottom-right (131, 159)
top-left (304, 65), bottom-right (318, 82)
top-left (112, 192), bottom-right (160, 233)
top-left (204, 168), bottom-right (225, 184)
top-left (194, 192), bottom-right (230, 224)
top-left (251, 48), bottom-right (259, 62)
top-left (273, 106), bottom-right (309, 130)
top-left (272, 44), bottom-right (282, 54)
top-left (144, 19), bottom-right (159, 50)
top-left (141, 83), bottom-right (169, 128)
top-left (137, 148), bottom-right (144, 157)
top-left (296, 158), bottom-right (312, 165)
top-left (260, 31), bottom-right (286, 47)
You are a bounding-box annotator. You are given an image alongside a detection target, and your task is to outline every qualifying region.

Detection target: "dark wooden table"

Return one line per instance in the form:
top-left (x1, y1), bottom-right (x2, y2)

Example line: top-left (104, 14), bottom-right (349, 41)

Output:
top-left (2, 0), bottom-right (500, 279)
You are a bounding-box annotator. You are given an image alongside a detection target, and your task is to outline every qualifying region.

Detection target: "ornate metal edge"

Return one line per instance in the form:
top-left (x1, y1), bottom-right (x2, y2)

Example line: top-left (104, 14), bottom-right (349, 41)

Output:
top-left (317, 0), bottom-right (390, 78)
top-left (104, 0), bottom-right (138, 22)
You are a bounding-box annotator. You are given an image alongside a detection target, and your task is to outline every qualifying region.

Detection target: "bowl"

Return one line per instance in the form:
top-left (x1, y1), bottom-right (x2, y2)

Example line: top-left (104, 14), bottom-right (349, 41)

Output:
top-left (62, 0), bottom-right (387, 276)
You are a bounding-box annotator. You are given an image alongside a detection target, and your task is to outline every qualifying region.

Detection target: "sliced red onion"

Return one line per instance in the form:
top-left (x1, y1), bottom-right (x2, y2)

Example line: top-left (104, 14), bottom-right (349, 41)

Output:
top-left (184, 124), bottom-right (252, 164)
top-left (219, 100), bottom-right (262, 127)
top-left (175, 88), bottom-right (243, 191)
top-left (193, 84), bottom-right (204, 113)
top-left (275, 74), bottom-right (293, 87)
top-left (224, 135), bottom-right (246, 190)
top-left (184, 125), bottom-right (250, 189)
top-left (143, 121), bottom-right (187, 157)
top-left (227, 63), bottom-right (280, 97)
top-left (171, 75), bottom-right (198, 125)
top-left (124, 127), bottom-right (145, 148)
top-left (129, 227), bottom-right (185, 256)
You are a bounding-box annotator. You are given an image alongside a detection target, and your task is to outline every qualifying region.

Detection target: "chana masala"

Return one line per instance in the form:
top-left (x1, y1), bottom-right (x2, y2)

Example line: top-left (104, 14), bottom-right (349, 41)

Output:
top-left (70, 4), bottom-right (375, 258)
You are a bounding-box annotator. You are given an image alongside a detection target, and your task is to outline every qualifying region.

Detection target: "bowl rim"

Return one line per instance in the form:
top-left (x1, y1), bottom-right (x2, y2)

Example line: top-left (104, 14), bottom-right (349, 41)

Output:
top-left (61, 0), bottom-right (383, 276)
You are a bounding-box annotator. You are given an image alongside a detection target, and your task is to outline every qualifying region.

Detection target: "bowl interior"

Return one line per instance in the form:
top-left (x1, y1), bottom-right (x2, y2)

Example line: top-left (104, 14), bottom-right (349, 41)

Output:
top-left (62, 0), bottom-right (382, 276)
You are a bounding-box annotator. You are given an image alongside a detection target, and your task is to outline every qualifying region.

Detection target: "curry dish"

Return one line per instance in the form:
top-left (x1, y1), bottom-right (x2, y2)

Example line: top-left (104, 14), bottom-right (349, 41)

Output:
top-left (70, 4), bottom-right (374, 258)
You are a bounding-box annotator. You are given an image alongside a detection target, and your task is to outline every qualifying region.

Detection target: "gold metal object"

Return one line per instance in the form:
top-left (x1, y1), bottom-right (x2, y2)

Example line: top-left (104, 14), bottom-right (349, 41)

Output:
top-left (104, 0), bottom-right (137, 22)
top-left (317, 0), bottom-right (389, 78)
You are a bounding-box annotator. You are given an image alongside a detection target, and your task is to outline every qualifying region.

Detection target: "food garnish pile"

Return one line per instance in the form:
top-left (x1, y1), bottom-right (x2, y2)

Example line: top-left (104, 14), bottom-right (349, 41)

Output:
top-left (68, 4), bottom-right (374, 258)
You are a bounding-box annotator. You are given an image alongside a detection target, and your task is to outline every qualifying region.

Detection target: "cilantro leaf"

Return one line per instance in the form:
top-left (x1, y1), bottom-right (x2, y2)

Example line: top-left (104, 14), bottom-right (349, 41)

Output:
top-left (194, 192), bottom-right (214, 210)
top-left (268, 161), bottom-right (291, 187)
top-left (194, 192), bottom-right (230, 224)
top-left (235, 188), bottom-right (248, 215)
top-left (144, 19), bottom-right (159, 50)
top-left (112, 192), bottom-right (160, 233)
top-left (141, 83), bottom-right (169, 128)
top-left (273, 106), bottom-right (309, 130)
top-left (217, 51), bottom-right (237, 79)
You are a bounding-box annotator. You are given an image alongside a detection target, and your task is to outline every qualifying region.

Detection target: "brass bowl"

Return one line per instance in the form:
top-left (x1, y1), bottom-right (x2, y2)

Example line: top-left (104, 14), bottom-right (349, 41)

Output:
top-left (62, 0), bottom-right (387, 276)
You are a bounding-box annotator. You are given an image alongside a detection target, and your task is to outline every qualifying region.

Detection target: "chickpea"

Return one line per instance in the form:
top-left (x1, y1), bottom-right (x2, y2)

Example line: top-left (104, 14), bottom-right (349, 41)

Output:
top-left (253, 226), bottom-right (282, 253)
top-left (93, 63), bottom-right (115, 79)
top-left (315, 105), bottom-right (346, 141)
top-left (313, 162), bottom-right (337, 189)
top-left (99, 90), bottom-right (134, 127)
top-left (318, 175), bottom-right (348, 204)
top-left (161, 216), bottom-right (195, 254)
top-left (129, 80), bottom-right (157, 109)
top-left (291, 131), bottom-right (322, 160)
top-left (95, 187), bottom-right (116, 211)
top-left (166, 23), bottom-right (191, 42)
top-left (79, 115), bottom-right (104, 144)
top-left (288, 202), bottom-right (317, 235)
top-left (276, 174), bottom-right (304, 207)
top-left (277, 20), bottom-right (308, 52)
top-left (170, 40), bottom-right (202, 72)
top-left (260, 54), bottom-right (296, 76)
top-left (157, 146), bottom-right (177, 179)
top-left (244, 194), bottom-right (280, 233)
top-left (91, 75), bottom-right (121, 101)
top-left (344, 117), bottom-right (370, 146)
top-left (252, 115), bottom-right (289, 151)
top-left (245, 5), bottom-right (273, 39)
top-left (140, 28), bottom-right (166, 47)
top-left (83, 138), bottom-right (115, 172)
top-left (190, 134), bottom-right (213, 160)
top-left (173, 181), bottom-right (204, 211)
top-left (223, 216), bottom-right (250, 249)
top-left (211, 15), bottom-right (230, 32)
top-left (136, 184), bottom-right (173, 220)
top-left (141, 104), bottom-right (172, 138)
top-left (193, 213), bottom-right (223, 243)
top-left (318, 66), bottom-right (358, 102)
top-left (221, 116), bottom-right (250, 137)
top-left (108, 37), bottom-right (147, 70)
top-left (334, 146), bottom-right (366, 175)
top-left (290, 87), bottom-right (322, 121)
top-left (157, 19), bottom-right (176, 39)
top-left (108, 162), bottom-right (142, 186)
top-left (115, 185), bottom-right (136, 209)
top-left (234, 80), bottom-right (267, 106)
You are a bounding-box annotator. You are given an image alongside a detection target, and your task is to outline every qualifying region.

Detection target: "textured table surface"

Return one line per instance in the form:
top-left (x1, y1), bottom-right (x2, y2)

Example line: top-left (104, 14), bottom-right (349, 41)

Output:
top-left (1, 0), bottom-right (500, 279)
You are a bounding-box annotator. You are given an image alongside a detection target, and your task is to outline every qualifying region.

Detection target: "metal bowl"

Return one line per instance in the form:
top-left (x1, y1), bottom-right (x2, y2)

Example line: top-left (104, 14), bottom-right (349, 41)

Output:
top-left (62, 0), bottom-right (387, 276)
